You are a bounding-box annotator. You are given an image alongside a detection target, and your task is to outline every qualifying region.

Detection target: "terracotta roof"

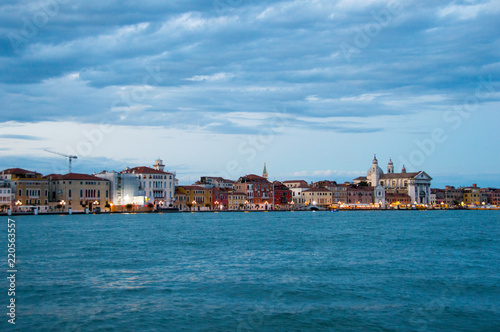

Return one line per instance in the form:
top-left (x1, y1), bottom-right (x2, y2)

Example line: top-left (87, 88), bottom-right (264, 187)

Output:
top-left (2, 168), bottom-right (40, 175)
top-left (282, 180), bottom-right (307, 184)
top-left (45, 173), bottom-right (110, 181)
top-left (238, 174), bottom-right (269, 182)
top-left (380, 172), bottom-right (419, 180)
top-left (122, 166), bottom-right (173, 175)
top-left (353, 176), bottom-right (367, 181)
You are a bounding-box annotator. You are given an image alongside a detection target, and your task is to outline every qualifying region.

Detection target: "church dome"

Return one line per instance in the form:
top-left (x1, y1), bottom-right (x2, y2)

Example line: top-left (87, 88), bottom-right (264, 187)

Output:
top-left (367, 155), bottom-right (384, 177)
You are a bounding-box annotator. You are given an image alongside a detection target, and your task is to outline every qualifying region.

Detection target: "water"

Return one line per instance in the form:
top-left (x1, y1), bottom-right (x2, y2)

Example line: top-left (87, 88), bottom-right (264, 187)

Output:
top-left (2, 211), bottom-right (499, 331)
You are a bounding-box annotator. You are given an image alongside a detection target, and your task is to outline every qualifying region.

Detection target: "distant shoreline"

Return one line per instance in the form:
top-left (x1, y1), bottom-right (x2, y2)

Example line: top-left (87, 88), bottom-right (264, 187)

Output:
top-left (1, 209), bottom-right (498, 217)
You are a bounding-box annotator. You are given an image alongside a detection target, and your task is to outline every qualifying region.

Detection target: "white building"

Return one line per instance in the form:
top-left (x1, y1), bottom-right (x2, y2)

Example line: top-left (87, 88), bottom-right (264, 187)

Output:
top-left (122, 159), bottom-right (176, 208)
top-left (0, 180), bottom-right (13, 211)
top-left (282, 180), bottom-right (309, 207)
top-left (94, 171), bottom-right (146, 206)
top-left (355, 156), bottom-right (432, 205)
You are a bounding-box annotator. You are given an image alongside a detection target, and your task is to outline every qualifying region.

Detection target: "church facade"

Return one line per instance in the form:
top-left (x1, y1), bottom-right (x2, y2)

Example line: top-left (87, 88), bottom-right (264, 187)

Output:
top-left (354, 156), bottom-right (433, 205)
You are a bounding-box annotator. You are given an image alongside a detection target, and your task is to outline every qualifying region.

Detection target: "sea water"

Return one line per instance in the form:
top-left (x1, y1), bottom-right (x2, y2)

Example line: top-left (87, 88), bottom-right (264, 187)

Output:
top-left (2, 211), bottom-right (499, 331)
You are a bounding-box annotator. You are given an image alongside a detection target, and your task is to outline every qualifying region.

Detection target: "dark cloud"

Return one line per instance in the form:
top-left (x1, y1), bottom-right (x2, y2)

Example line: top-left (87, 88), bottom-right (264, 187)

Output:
top-left (0, 0), bottom-right (499, 130)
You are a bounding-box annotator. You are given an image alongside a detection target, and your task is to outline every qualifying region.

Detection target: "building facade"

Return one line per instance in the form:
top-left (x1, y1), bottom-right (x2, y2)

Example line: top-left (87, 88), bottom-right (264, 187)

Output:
top-left (273, 181), bottom-right (293, 209)
top-left (45, 173), bottom-right (111, 212)
top-left (94, 171), bottom-right (146, 207)
top-left (228, 191), bottom-right (247, 210)
top-left (177, 186), bottom-right (213, 211)
top-left (0, 180), bottom-right (12, 212)
top-left (355, 156), bottom-right (433, 205)
top-left (122, 159), bottom-right (176, 209)
top-left (234, 174), bottom-right (274, 210)
top-left (1, 168), bottom-right (50, 213)
top-left (302, 188), bottom-right (333, 208)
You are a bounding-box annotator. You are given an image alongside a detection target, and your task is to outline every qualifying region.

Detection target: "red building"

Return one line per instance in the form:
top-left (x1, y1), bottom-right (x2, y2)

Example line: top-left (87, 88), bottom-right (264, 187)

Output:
top-left (386, 193), bottom-right (411, 205)
top-left (212, 187), bottom-right (230, 210)
top-left (234, 174), bottom-right (273, 210)
top-left (273, 181), bottom-right (293, 209)
top-left (346, 186), bottom-right (374, 204)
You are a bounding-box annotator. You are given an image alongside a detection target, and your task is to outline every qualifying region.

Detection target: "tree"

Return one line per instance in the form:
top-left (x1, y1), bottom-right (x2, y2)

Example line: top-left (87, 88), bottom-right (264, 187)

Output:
top-left (125, 203), bottom-right (133, 211)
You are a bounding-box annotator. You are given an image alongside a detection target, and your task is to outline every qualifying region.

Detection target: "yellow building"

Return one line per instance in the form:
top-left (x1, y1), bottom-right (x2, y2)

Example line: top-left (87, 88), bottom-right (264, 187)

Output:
top-left (45, 173), bottom-right (111, 212)
top-left (302, 188), bottom-right (333, 208)
top-left (228, 191), bottom-right (247, 210)
top-left (173, 189), bottom-right (188, 211)
top-left (463, 185), bottom-right (486, 206)
top-left (177, 186), bottom-right (213, 211)
top-left (1, 168), bottom-right (50, 213)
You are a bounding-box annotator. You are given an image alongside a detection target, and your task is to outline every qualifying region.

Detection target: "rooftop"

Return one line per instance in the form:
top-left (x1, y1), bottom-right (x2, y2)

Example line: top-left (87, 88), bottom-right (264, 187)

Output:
top-left (45, 173), bottom-right (110, 181)
top-left (1, 168), bottom-right (40, 175)
top-left (122, 166), bottom-right (174, 175)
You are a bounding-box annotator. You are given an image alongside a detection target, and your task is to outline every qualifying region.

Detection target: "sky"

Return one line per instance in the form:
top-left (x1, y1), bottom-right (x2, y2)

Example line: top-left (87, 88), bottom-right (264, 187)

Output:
top-left (1, 0), bottom-right (499, 188)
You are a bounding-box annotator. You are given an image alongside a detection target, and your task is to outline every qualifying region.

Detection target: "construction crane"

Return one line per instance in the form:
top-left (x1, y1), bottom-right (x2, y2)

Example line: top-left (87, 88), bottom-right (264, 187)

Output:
top-left (45, 150), bottom-right (78, 174)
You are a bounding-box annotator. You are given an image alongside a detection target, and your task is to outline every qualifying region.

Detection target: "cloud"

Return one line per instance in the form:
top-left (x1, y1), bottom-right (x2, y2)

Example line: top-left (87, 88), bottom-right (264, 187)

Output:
top-left (0, 0), bottom-right (499, 185)
top-left (185, 72), bottom-right (235, 82)
top-left (0, 134), bottom-right (44, 140)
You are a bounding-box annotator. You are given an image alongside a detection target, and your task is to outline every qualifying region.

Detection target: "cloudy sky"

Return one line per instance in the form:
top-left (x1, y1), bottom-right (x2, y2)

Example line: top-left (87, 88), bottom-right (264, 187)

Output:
top-left (1, 0), bottom-right (499, 187)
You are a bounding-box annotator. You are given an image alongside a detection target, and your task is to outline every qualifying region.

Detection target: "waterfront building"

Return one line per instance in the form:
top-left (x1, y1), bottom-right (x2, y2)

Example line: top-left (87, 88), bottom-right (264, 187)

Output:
top-left (346, 185), bottom-right (374, 205)
top-left (173, 189), bottom-right (188, 211)
top-left (234, 174), bottom-right (274, 210)
top-left (354, 156), bottom-right (433, 204)
top-left (463, 184), bottom-right (487, 206)
top-left (213, 187), bottom-right (230, 210)
top-left (177, 185), bottom-right (213, 211)
top-left (122, 159), bottom-right (176, 209)
top-left (332, 183), bottom-right (349, 204)
top-left (1, 168), bottom-right (49, 213)
top-left (273, 181), bottom-right (293, 209)
top-left (94, 171), bottom-right (147, 208)
top-left (0, 180), bottom-right (13, 212)
top-left (482, 188), bottom-right (500, 205)
top-left (385, 193), bottom-right (411, 206)
top-left (443, 186), bottom-right (464, 206)
top-left (283, 180), bottom-right (309, 207)
top-left (302, 188), bottom-right (333, 208)
top-left (228, 191), bottom-right (247, 211)
top-left (45, 173), bottom-right (111, 212)
top-left (431, 188), bottom-right (446, 205)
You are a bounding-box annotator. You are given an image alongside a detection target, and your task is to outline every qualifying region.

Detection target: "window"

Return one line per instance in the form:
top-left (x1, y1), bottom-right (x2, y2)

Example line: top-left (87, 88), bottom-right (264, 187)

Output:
top-left (98, 190), bottom-right (101, 198)
top-left (68, 189), bottom-right (72, 198)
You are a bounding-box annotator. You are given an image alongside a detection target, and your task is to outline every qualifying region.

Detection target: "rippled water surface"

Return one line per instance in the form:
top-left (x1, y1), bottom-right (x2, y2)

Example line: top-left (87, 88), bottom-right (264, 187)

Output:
top-left (2, 211), bottom-right (499, 331)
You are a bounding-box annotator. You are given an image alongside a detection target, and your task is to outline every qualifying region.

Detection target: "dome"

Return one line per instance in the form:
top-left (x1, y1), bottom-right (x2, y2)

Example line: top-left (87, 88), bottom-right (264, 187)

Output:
top-left (367, 154), bottom-right (384, 176)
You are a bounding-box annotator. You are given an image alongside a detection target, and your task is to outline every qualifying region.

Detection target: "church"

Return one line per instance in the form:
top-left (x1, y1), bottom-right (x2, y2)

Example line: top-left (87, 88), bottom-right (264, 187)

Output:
top-left (354, 156), bottom-right (433, 205)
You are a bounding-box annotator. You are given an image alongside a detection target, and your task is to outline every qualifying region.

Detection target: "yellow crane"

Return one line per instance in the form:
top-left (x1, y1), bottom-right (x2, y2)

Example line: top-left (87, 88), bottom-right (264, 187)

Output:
top-left (45, 150), bottom-right (78, 174)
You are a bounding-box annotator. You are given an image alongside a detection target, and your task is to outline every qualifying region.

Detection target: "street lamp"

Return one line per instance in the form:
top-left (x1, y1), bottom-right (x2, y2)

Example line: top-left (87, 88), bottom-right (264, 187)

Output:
top-left (15, 200), bottom-right (22, 212)
top-left (192, 200), bottom-right (197, 211)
